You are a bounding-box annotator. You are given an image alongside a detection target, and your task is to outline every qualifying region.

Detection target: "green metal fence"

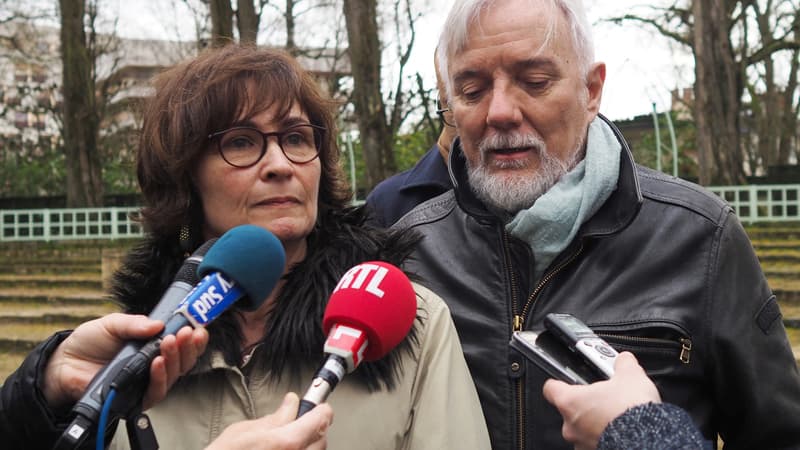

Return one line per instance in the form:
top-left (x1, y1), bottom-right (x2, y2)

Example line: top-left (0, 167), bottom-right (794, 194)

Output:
top-left (708, 185), bottom-right (800, 224)
top-left (0, 207), bottom-right (143, 241)
top-left (1, 185), bottom-right (798, 241)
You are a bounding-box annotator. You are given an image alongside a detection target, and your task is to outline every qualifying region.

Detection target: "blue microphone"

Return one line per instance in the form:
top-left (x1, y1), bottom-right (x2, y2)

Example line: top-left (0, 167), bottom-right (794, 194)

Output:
top-left (58, 225), bottom-right (285, 449)
top-left (112, 224), bottom-right (285, 390)
top-left (155, 224), bottom-right (285, 336)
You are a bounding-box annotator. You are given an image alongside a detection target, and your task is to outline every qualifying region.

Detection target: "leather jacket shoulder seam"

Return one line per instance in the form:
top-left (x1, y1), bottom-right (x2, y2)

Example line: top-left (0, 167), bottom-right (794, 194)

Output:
top-left (392, 191), bottom-right (456, 229)
top-left (637, 171), bottom-right (731, 225)
top-left (700, 209), bottom-right (737, 372)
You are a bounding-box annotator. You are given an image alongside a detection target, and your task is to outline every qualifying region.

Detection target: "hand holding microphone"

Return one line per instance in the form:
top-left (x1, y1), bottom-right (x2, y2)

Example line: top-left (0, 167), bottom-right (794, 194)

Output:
top-left (42, 314), bottom-right (207, 413)
top-left (207, 393), bottom-right (333, 450)
top-left (297, 261), bottom-right (417, 417)
top-left (55, 225), bottom-right (286, 449)
top-left (43, 239), bottom-right (217, 413)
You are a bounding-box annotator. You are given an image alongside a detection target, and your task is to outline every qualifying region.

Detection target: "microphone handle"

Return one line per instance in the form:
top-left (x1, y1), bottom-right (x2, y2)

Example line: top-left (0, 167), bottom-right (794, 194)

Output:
top-left (297, 354), bottom-right (347, 418)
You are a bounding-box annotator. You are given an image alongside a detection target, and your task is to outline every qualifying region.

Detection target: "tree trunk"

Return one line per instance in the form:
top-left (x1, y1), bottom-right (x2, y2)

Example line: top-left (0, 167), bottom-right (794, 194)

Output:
top-left (59, 0), bottom-right (103, 207)
top-left (210, 0), bottom-right (234, 46)
top-left (342, 0), bottom-right (395, 191)
top-left (777, 48), bottom-right (799, 167)
top-left (691, 0), bottom-right (745, 185)
top-left (237, 0), bottom-right (259, 46)
top-left (285, 0), bottom-right (297, 55)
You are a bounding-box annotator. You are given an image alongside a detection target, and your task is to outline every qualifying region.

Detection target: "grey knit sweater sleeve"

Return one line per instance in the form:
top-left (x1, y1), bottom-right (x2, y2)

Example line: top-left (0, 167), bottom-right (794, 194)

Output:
top-left (598, 403), bottom-right (711, 450)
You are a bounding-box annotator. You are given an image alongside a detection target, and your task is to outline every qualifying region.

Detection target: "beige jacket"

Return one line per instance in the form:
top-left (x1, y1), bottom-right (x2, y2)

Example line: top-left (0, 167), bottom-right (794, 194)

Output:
top-left (110, 282), bottom-right (490, 449)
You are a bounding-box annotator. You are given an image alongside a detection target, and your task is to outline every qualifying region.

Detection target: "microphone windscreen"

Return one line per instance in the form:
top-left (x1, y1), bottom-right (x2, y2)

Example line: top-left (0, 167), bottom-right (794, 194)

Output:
top-left (323, 261), bottom-right (416, 361)
top-left (197, 225), bottom-right (286, 310)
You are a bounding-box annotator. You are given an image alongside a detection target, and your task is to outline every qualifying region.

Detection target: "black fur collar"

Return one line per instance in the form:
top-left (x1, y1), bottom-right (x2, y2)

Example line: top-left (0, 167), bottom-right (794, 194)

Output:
top-left (110, 206), bottom-right (422, 391)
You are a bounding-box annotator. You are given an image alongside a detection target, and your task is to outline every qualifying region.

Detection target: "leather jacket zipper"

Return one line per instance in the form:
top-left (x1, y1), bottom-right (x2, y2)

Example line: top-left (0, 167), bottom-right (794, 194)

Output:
top-left (508, 234), bottom-right (584, 450)
top-left (519, 242), bottom-right (584, 324)
top-left (597, 333), bottom-right (693, 364)
top-left (501, 231), bottom-right (525, 450)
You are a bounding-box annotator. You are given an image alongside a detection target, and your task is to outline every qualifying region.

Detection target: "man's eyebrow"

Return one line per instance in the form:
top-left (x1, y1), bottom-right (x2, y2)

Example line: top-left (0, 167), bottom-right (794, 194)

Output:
top-left (452, 69), bottom-right (485, 88)
top-left (513, 58), bottom-right (559, 73)
top-left (451, 58), bottom-right (560, 87)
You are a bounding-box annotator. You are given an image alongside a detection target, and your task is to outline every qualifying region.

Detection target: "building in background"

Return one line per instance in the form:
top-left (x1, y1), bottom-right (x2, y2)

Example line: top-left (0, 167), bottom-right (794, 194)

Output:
top-left (0, 21), bottom-right (349, 203)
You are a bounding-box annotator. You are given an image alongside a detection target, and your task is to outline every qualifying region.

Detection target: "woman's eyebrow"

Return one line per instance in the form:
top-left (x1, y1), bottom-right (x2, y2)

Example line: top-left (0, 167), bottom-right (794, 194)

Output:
top-left (227, 118), bottom-right (258, 129)
top-left (281, 115), bottom-right (310, 127)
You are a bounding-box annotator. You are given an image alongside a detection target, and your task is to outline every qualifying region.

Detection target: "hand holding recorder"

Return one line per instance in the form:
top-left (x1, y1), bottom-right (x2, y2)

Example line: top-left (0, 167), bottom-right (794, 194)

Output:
top-left (542, 352), bottom-right (662, 450)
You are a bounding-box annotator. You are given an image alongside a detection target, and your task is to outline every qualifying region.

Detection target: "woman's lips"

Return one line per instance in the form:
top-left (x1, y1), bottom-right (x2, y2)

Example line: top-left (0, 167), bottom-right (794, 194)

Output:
top-left (257, 197), bottom-right (299, 207)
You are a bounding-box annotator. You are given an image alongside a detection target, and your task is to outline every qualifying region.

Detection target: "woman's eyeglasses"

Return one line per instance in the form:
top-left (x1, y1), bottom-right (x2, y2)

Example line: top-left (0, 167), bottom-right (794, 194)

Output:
top-left (436, 100), bottom-right (454, 127)
top-left (208, 123), bottom-right (326, 168)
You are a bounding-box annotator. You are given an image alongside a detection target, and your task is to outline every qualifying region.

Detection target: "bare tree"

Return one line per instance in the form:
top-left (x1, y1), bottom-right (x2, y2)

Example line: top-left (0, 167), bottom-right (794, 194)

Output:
top-left (59, 0), bottom-right (103, 206)
top-left (692, 0), bottom-right (744, 184)
top-left (205, 1), bottom-right (271, 46)
top-left (610, 0), bottom-right (800, 185)
top-left (209, 0), bottom-right (234, 45)
top-left (237, 0), bottom-right (260, 45)
top-left (342, 0), bottom-right (417, 191)
top-left (742, 1), bottom-right (800, 173)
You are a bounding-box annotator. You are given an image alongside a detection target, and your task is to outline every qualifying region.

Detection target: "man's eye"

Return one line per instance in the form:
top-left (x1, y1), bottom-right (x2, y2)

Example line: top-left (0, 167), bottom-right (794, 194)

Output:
top-left (460, 87), bottom-right (484, 101)
top-left (523, 79), bottom-right (550, 91)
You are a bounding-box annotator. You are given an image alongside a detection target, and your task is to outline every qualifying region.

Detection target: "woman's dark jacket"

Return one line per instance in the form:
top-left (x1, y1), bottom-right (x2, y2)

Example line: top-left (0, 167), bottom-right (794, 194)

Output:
top-left (393, 115), bottom-right (800, 450)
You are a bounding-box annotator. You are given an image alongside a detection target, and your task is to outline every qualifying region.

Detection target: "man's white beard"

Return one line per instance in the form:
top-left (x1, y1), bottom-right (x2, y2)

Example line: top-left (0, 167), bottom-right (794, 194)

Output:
top-left (467, 131), bottom-right (583, 213)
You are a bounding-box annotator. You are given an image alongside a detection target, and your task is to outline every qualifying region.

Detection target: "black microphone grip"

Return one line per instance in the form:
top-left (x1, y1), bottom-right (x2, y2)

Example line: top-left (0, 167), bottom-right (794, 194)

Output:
top-left (111, 339), bottom-right (162, 392)
top-left (297, 354), bottom-right (346, 418)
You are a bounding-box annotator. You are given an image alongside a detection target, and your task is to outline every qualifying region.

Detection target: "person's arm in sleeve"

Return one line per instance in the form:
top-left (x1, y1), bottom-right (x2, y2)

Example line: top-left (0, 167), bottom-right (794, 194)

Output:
top-left (0, 313), bottom-right (207, 448)
top-left (543, 352), bottom-right (708, 450)
top-left (708, 213), bottom-right (800, 448)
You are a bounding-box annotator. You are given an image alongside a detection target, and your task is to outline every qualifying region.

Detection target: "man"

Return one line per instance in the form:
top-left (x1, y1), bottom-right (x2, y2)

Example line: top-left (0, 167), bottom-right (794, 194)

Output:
top-left (366, 50), bottom-right (457, 227)
top-left (394, 0), bottom-right (800, 449)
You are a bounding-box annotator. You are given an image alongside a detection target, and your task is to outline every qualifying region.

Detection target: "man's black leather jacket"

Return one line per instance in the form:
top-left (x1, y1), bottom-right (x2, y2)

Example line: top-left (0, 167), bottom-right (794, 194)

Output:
top-left (394, 116), bottom-right (800, 450)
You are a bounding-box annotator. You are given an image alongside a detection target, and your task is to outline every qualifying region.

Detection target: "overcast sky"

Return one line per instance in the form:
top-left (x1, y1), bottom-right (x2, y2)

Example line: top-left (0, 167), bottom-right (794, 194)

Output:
top-left (113, 0), bottom-right (694, 121)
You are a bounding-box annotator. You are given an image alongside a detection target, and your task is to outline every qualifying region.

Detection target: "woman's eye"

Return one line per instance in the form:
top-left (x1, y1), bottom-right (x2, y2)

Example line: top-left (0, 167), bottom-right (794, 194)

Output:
top-left (224, 135), bottom-right (257, 150)
top-left (283, 132), bottom-right (306, 147)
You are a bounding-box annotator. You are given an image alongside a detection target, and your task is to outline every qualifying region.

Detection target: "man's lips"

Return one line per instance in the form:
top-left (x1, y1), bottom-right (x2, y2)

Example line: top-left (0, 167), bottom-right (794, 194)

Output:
top-left (488, 147), bottom-right (533, 158)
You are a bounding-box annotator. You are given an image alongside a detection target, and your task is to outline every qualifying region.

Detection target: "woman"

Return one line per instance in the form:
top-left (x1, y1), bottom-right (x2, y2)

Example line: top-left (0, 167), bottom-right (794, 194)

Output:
top-left (107, 44), bottom-right (488, 448)
top-left (1, 45), bottom-right (489, 449)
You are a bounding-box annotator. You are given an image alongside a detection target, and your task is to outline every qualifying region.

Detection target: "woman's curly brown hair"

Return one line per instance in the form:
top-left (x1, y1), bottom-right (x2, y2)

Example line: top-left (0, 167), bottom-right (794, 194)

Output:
top-left (136, 44), bottom-right (351, 248)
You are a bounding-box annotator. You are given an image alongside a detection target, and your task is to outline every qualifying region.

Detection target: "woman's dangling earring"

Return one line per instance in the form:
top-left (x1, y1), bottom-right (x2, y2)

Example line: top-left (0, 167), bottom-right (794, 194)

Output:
top-left (179, 224), bottom-right (192, 257)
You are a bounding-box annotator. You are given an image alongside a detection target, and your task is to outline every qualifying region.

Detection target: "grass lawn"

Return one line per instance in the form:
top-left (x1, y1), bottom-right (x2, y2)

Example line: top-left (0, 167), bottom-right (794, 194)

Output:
top-left (0, 352), bottom-right (25, 381)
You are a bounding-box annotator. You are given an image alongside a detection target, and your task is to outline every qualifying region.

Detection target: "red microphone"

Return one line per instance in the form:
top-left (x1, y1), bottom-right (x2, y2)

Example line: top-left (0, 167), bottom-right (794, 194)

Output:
top-left (297, 261), bottom-right (417, 417)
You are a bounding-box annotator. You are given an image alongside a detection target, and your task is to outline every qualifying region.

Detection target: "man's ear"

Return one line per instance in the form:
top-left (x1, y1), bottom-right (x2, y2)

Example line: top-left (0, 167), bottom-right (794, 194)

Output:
top-left (585, 62), bottom-right (606, 117)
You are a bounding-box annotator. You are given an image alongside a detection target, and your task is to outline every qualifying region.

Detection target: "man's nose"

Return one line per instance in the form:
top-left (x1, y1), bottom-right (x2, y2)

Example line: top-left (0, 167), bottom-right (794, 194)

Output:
top-left (486, 82), bottom-right (522, 129)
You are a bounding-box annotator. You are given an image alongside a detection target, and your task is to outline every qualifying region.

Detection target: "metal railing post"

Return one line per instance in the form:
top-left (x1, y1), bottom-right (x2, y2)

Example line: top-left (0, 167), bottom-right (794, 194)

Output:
top-left (651, 103), bottom-right (662, 173)
top-left (44, 209), bottom-right (51, 242)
